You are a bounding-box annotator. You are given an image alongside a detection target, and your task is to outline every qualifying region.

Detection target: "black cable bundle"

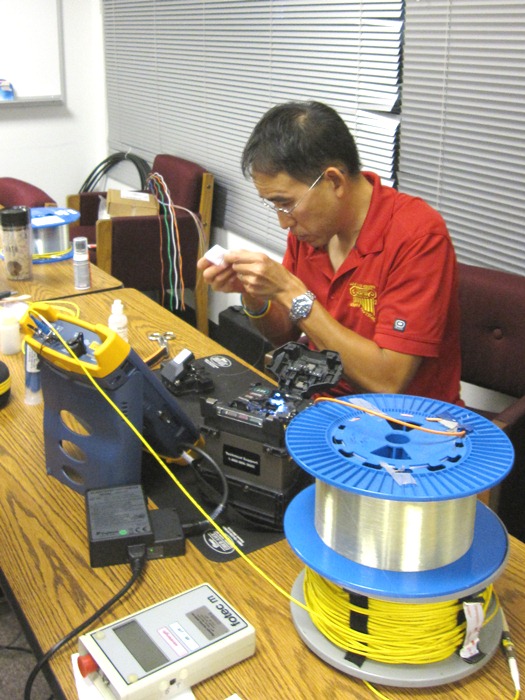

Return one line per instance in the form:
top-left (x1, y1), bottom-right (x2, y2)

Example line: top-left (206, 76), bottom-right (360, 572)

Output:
top-left (79, 152), bottom-right (151, 192)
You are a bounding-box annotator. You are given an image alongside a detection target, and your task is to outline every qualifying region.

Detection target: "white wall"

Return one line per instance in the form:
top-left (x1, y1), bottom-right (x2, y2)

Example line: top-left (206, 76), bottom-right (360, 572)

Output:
top-left (0, 0), bottom-right (274, 325)
top-left (0, 1), bottom-right (107, 207)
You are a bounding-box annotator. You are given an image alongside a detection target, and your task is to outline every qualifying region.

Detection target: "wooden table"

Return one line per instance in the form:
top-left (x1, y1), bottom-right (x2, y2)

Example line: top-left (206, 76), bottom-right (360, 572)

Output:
top-left (0, 258), bottom-right (122, 301)
top-left (0, 288), bottom-right (523, 700)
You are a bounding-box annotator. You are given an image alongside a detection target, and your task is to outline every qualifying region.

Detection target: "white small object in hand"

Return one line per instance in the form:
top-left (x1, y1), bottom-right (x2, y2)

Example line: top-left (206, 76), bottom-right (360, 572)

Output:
top-left (204, 244), bottom-right (229, 266)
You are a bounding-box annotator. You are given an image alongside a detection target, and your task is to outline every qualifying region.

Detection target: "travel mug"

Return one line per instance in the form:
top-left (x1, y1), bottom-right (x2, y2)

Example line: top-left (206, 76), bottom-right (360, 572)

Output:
top-left (0, 207), bottom-right (33, 280)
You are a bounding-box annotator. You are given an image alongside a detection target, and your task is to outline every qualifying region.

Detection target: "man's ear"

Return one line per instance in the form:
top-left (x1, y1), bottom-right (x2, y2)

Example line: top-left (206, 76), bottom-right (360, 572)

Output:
top-left (324, 166), bottom-right (347, 194)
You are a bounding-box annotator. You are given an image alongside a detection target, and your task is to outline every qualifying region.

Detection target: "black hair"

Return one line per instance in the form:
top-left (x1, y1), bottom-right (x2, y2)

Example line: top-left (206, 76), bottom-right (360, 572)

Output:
top-left (241, 101), bottom-right (362, 183)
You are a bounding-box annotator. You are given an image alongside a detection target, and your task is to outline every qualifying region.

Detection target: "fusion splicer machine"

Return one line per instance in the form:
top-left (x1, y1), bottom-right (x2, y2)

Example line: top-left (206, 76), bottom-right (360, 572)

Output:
top-left (161, 342), bottom-right (343, 528)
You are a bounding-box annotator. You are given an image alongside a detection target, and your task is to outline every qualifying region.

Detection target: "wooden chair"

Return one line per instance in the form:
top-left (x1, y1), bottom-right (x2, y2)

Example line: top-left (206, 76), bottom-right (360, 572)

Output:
top-left (68, 155), bottom-right (214, 336)
top-left (458, 262), bottom-right (525, 541)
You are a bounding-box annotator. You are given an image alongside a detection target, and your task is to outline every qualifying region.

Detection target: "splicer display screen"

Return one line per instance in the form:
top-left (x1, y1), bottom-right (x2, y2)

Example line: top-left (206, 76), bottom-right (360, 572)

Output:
top-left (114, 620), bottom-right (169, 673)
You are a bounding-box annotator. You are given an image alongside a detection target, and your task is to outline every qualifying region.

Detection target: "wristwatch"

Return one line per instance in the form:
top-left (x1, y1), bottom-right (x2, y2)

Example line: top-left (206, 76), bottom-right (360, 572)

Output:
top-left (289, 291), bottom-right (316, 323)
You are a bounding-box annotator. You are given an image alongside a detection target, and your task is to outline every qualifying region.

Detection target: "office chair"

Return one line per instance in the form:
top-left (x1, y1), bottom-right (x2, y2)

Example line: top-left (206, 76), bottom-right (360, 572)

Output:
top-left (457, 262), bottom-right (525, 542)
top-left (0, 177), bottom-right (56, 209)
top-left (68, 154), bottom-right (214, 335)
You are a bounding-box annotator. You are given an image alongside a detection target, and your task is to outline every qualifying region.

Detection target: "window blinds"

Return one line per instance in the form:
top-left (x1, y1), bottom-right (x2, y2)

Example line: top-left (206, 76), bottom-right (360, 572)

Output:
top-left (102, 0), bottom-right (402, 253)
top-left (398, 0), bottom-right (525, 276)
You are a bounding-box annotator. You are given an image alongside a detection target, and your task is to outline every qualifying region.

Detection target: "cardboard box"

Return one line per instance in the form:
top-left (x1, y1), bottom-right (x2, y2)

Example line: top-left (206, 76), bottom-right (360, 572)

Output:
top-left (106, 189), bottom-right (158, 217)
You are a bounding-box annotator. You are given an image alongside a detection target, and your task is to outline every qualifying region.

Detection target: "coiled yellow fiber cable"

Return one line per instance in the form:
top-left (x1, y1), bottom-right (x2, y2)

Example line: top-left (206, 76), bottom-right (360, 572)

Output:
top-left (33, 247), bottom-right (72, 261)
top-left (303, 567), bottom-right (496, 665)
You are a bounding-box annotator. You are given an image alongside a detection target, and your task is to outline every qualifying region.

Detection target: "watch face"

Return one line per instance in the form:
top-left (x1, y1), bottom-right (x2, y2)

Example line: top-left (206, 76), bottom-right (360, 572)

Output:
top-left (295, 298), bottom-right (310, 315)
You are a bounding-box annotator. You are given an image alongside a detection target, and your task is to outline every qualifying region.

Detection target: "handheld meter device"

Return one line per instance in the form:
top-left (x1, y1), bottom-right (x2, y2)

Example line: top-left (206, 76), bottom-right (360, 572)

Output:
top-left (77, 584), bottom-right (256, 699)
top-left (19, 302), bottom-right (200, 493)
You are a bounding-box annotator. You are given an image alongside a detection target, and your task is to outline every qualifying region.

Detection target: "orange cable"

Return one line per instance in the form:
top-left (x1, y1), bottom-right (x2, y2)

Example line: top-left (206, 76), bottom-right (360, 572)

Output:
top-left (313, 396), bottom-right (467, 437)
top-left (170, 200), bottom-right (185, 309)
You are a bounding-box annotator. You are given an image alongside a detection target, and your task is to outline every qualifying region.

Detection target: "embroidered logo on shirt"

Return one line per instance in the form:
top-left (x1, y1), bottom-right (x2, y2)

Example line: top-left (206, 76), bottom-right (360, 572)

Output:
top-left (394, 319), bottom-right (406, 332)
top-left (349, 283), bottom-right (377, 321)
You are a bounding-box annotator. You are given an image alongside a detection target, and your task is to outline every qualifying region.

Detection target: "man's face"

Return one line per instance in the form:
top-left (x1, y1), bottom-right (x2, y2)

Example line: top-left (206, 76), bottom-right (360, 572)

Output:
top-left (252, 170), bottom-right (342, 249)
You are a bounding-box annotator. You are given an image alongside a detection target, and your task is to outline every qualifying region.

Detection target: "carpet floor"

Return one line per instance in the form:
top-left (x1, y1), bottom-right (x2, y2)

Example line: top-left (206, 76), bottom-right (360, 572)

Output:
top-left (0, 595), bottom-right (55, 700)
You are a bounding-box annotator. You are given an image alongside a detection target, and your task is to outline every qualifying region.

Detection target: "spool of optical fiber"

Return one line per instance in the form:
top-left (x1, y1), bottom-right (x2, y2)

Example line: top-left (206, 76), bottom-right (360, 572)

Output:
top-left (284, 393), bottom-right (515, 688)
top-left (285, 393), bottom-right (514, 576)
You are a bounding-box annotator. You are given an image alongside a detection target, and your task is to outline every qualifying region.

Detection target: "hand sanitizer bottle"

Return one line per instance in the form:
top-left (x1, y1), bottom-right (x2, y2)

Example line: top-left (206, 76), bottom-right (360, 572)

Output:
top-left (73, 236), bottom-right (91, 289)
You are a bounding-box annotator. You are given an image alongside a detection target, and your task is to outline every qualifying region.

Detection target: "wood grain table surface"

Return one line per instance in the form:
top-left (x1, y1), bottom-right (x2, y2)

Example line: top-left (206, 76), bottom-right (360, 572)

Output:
top-left (0, 258), bottom-right (122, 301)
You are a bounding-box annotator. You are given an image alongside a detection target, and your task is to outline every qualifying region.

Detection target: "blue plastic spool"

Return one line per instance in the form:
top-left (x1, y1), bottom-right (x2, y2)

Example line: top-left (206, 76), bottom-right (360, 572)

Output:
top-left (285, 486), bottom-right (509, 602)
top-left (285, 394), bottom-right (514, 501)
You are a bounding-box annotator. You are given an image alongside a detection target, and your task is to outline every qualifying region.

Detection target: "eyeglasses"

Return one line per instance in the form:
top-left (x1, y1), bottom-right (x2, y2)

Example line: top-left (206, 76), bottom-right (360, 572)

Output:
top-left (261, 171), bottom-right (325, 216)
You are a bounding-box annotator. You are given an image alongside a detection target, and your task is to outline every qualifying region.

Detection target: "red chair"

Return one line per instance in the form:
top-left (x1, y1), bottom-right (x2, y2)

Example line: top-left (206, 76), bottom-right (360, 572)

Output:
top-left (458, 262), bottom-right (525, 541)
top-left (0, 177), bottom-right (56, 209)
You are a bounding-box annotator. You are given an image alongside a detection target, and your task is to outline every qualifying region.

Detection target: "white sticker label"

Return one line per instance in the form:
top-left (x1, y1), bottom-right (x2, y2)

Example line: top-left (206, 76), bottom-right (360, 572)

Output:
top-left (380, 461), bottom-right (417, 486)
top-left (459, 600), bottom-right (484, 659)
top-left (120, 190), bottom-right (151, 202)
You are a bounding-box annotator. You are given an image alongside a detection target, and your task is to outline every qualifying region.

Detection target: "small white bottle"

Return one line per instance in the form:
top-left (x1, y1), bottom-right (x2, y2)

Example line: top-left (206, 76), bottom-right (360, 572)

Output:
top-left (108, 299), bottom-right (129, 341)
top-left (73, 236), bottom-right (91, 290)
top-left (0, 310), bottom-right (21, 355)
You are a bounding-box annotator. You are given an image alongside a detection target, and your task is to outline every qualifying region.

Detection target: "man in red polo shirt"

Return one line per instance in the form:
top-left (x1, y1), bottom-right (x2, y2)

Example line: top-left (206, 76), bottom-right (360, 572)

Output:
top-left (198, 101), bottom-right (462, 405)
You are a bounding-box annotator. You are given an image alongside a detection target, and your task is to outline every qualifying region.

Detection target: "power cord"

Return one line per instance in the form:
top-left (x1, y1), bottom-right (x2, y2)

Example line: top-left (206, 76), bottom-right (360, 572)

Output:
top-left (23, 544), bottom-right (147, 700)
top-left (178, 442), bottom-right (229, 536)
top-left (0, 623), bottom-right (35, 656)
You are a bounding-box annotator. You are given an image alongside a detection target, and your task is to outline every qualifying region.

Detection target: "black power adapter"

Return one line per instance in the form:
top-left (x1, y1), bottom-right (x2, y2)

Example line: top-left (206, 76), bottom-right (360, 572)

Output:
top-left (86, 484), bottom-right (154, 568)
top-left (86, 484), bottom-right (185, 567)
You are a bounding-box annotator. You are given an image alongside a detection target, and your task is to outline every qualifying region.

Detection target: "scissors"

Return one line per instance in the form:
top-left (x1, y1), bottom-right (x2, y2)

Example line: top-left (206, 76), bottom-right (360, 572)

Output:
top-left (148, 331), bottom-right (176, 348)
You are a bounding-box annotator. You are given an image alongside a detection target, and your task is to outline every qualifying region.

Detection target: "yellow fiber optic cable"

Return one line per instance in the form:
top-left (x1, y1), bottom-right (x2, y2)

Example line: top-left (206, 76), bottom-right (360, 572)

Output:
top-left (303, 567), bottom-right (495, 665)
